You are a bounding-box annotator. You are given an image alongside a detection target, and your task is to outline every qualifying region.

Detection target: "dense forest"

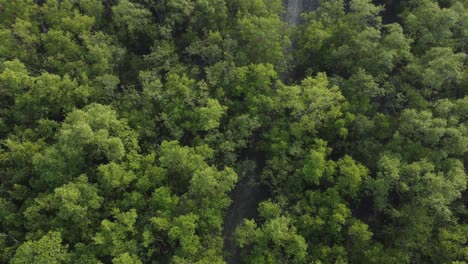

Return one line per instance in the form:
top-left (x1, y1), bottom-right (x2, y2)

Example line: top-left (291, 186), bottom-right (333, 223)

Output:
top-left (0, 0), bottom-right (467, 263)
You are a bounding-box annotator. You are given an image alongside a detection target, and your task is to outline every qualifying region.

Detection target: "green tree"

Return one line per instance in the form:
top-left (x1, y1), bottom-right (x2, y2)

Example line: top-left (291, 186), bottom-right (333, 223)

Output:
top-left (236, 201), bottom-right (307, 263)
top-left (23, 176), bottom-right (103, 242)
top-left (11, 232), bottom-right (70, 264)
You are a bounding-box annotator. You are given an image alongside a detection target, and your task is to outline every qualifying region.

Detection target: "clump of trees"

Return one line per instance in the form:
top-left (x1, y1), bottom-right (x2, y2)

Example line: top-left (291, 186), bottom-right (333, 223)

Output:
top-left (0, 0), bottom-right (466, 263)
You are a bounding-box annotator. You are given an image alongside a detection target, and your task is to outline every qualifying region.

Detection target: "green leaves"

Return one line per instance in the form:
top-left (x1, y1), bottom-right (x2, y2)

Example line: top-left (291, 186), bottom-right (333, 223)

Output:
top-left (301, 140), bottom-right (332, 186)
top-left (336, 155), bottom-right (368, 198)
top-left (158, 140), bottom-right (209, 193)
top-left (31, 104), bottom-right (137, 189)
top-left (403, 0), bottom-right (460, 52)
top-left (169, 214), bottom-right (201, 258)
top-left (93, 209), bottom-right (138, 258)
top-left (267, 73), bottom-right (346, 155)
top-left (98, 163), bottom-right (136, 189)
top-left (298, 0), bottom-right (412, 79)
top-left (112, 0), bottom-right (152, 35)
top-left (137, 72), bottom-right (227, 140)
top-left (195, 99), bottom-right (226, 131)
top-left (23, 176), bottom-right (102, 241)
top-left (235, 202), bottom-right (307, 263)
top-left (0, 0), bottom-right (466, 263)
top-left (11, 232), bottom-right (70, 264)
top-left (407, 47), bottom-right (465, 96)
top-left (236, 15), bottom-right (289, 69)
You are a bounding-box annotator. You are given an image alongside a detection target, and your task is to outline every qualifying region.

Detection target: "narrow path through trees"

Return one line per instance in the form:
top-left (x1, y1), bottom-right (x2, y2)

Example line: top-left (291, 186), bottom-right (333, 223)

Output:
top-left (222, 1), bottom-right (311, 263)
top-left (222, 154), bottom-right (268, 264)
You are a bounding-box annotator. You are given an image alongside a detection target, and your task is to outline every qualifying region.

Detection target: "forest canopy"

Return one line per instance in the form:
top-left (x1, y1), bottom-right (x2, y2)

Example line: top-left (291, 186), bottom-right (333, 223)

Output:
top-left (0, 0), bottom-right (467, 263)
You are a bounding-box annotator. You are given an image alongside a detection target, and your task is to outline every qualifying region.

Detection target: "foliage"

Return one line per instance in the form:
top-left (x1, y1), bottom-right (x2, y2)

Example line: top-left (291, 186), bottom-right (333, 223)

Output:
top-left (0, 0), bottom-right (466, 263)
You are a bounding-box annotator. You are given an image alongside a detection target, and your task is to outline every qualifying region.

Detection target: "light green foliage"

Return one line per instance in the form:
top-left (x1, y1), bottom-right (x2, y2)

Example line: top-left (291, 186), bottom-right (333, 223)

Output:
top-left (156, 140), bottom-right (237, 238)
top-left (0, 60), bottom-right (89, 125)
top-left (372, 154), bottom-right (401, 210)
top-left (169, 214), bottom-right (201, 259)
top-left (112, 0), bottom-right (152, 35)
top-left (196, 99), bottom-right (225, 130)
top-left (234, 0), bottom-right (283, 16)
top-left (188, 166), bottom-right (237, 232)
top-left (400, 160), bottom-right (465, 220)
top-left (206, 63), bottom-right (278, 118)
top-left (294, 189), bottom-right (355, 263)
top-left (0, 138), bottom-right (45, 190)
top-left (336, 155), bottom-right (368, 198)
top-left (267, 73), bottom-right (346, 155)
top-left (32, 104), bottom-right (138, 189)
top-left (11, 232), bottom-right (70, 264)
top-left (283, 74), bottom-right (345, 135)
top-left (0, 18), bottom-right (40, 65)
top-left (112, 253), bottom-right (142, 264)
top-left (236, 202), bottom-right (307, 263)
top-left (3, 65), bottom-right (90, 124)
top-left (348, 220), bottom-right (372, 242)
top-left (431, 225), bottom-right (468, 263)
top-left (301, 139), bottom-right (334, 185)
top-left (93, 209), bottom-right (138, 257)
top-left (24, 175), bottom-right (102, 241)
top-left (298, 0), bottom-right (412, 77)
top-left (335, 69), bottom-right (384, 114)
top-left (77, 0), bottom-right (104, 22)
top-left (403, 0), bottom-right (460, 52)
top-left (98, 162), bottom-right (136, 190)
top-left (229, 0), bottom-right (289, 71)
top-left (38, 1), bottom-right (122, 78)
top-left (369, 154), bottom-right (467, 260)
top-left (237, 15), bottom-right (290, 70)
top-left (406, 47), bottom-right (465, 97)
top-left (0, 0), bottom-right (467, 263)
top-left (397, 106), bottom-right (467, 159)
top-left (137, 72), bottom-right (226, 139)
top-left (263, 74), bottom-right (347, 194)
top-left (297, 189), bottom-right (351, 237)
top-left (258, 200), bottom-right (281, 220)
top-left (158, 140), bottom-right (210, 193)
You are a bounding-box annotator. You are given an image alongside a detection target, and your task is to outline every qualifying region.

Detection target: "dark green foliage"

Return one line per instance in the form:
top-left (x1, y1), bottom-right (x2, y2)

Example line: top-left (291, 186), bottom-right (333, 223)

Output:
top-left (0, 0), bottom-right (466, 263)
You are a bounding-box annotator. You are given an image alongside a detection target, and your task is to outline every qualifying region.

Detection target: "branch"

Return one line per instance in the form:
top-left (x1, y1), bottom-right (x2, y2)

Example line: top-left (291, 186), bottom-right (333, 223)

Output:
top-left (0, 232), bottom-right (19, 243)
